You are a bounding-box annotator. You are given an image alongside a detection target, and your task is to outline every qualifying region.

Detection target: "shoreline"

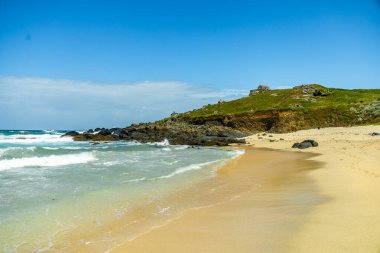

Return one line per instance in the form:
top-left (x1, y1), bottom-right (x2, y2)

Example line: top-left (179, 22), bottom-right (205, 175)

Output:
top-left (109, 147), bottom-right (323, 252)
top-left (108, 125), bottom-right (380, 253)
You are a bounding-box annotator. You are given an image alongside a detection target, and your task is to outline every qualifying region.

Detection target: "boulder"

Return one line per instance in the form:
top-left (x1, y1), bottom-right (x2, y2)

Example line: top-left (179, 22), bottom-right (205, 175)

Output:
top-left (312, 89), bottom-right (323, 96)
top-left (292, 140), bottom-right (318, 149)
top-left (110, 128), bottom-right (122, 135)
top-left (98, 129), bottom-right (112, 135)
top-left (63, 131), bottom-right (80, 137)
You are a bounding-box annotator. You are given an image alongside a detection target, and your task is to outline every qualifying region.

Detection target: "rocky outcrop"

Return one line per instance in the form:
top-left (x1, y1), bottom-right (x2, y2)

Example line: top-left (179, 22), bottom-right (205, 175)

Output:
top-left (249, 85), bottom-right (270, 96)
top-left (65, 131), bottom-right (80, 136)
top-left (296, 84), bottom-right (332, 97)
top-left (63, 122), bottom-right (248, 146)
top-left (179, 107), bottom-right (380, 133)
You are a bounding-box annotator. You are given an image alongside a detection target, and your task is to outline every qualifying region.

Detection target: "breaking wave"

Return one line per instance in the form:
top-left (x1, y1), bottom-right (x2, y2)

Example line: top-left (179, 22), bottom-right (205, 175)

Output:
top-left (0, 152), bottom-right (96, 171)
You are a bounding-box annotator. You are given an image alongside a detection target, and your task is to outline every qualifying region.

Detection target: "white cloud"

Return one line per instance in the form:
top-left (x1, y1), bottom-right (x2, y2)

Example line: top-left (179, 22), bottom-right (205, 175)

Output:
top-left (0, 77), bottom-right (247, 129)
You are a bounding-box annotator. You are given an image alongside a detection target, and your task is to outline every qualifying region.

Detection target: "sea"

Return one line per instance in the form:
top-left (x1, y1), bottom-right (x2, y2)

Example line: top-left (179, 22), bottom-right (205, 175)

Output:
top-left (0, 130), bottom-right (243, 252)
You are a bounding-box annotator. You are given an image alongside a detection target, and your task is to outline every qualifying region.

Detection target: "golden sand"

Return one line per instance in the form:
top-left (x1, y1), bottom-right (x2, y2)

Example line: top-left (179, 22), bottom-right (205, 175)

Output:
top-left (109, 148), bottom-right (322, 253)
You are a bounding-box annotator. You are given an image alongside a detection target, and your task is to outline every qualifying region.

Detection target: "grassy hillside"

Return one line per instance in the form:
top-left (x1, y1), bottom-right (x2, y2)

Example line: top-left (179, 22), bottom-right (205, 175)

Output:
top-left (171, 85), bottom-right (380, 132)
top-left (182, 85), bottom-right (380, 117)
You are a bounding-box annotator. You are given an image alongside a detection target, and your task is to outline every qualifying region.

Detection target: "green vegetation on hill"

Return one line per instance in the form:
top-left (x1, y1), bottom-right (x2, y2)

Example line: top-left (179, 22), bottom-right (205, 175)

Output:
top-left (181, 85), bottom-right (380, 118)
top-left (170, 85), bottom-right (380, 132)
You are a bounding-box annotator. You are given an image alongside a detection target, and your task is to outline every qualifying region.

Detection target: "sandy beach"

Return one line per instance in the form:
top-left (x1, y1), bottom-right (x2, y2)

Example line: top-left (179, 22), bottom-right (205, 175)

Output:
top-left (246, 125), bottom-right (380, 252)
top-left (109, 125), bottom-right (380, 253)
top-left (110, 148), bottom-right (321, 253)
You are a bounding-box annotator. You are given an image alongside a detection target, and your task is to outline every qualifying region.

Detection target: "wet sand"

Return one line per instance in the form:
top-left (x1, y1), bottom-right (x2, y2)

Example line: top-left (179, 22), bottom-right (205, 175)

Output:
top-left (109, 148), bottom-right (323, 253)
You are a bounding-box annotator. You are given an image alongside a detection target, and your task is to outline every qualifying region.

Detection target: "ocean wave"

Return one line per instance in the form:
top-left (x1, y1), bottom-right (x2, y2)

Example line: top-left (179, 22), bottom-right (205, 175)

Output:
top-left (43, 130), bottom-right (56, 134)
top-left (0, 152), bottom-right (96, 171)
top-left (41, 147), bottom-right (60, 150)
top-left (62, 146), bottom-right (87, 150)
top-left (101, 161), bottom-right (122, 166)
top-left (156, 149), bottom-right (244, 180)
top-left (231, 149), bottom-right (245, 157)
top-left (41, 146), bottom-right (86, 151)
top-left (0, 149), bottom-right (6, 157)
top-left (0, 134), bottom-right (73, 144)
top-left (173, 145), bottom-right (189, 150)
top-left (0, 147), bottom-right (36, 156)
top-left (158, 160), bottom-right (221, 179)
top-left (149, 139), bottom-right (170, 147)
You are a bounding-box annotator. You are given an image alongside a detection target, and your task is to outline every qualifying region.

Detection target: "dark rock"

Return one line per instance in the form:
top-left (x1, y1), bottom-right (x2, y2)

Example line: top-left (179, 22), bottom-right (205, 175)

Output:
top-left (64, 122), bottom-right (249, 146)
top-left (312, 89), bottom-right (323, 96)
top-left (98, 129), bottom-right (112, 135)
top-left (86, 129), bottom-right (94, 134)
top-left (305, 139), bottom-right (318, 147)
top-left (299, 142), bottom-right (313, 149)
top-left (292, 140), bottom-right (318, 149)
top-left (63, 131), bottom-right (80, 137)
top-left (110, 128), bottom-right (122, 135)
top-left (292, 142), bottom-right (300, 148)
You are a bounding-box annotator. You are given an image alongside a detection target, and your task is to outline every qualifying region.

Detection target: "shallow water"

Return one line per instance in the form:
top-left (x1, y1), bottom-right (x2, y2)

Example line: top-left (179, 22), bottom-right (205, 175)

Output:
top-left (0, 130), bottom-right (242, 252)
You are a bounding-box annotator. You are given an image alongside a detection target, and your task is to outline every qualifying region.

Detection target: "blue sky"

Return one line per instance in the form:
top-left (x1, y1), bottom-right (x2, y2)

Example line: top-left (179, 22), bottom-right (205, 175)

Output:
top-left (0, 0), bottom-right (379, 129)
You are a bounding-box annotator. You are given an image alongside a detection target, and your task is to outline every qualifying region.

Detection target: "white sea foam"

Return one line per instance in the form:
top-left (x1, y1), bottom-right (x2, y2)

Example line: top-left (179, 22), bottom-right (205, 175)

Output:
top-left (174, 145), bottom-right (189, 150)
top-left (154, 206), bottom-right (171, 215)
top-left (232, 149), bottom-right (245, 157)
top-left (0, 153), bottom-right (96, 171)
top-left (125, 177), bottom-right (146, 183)
top-left (62, 146), bottom-right (85, 150)
top-left (0, 147), bottom-right (36, 156)
top-left (101, 161), bottom-right (122, 166)
top-left (158, 160), bottom-right (220, 179)
top-left (0, 149), bottom-right (6, 157)
top-left (150, 139), bottom-right (170, 147)
top-left (157, 149), bottom-right (244, 179)
top-left (0, 134), bottom-right (73, 144)
top-left (43, 130), bottom-right (56, 134)
top-left (41, 147), bottom-right (60, 150)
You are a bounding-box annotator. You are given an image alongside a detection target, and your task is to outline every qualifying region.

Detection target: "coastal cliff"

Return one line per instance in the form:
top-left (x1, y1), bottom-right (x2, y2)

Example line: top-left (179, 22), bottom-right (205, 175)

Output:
top-left (175, 84), bottom-right (380, 132)
top-left (178, 107), bottom-right (379, 133)
top-left (64, 85), bottom-right (380, 145)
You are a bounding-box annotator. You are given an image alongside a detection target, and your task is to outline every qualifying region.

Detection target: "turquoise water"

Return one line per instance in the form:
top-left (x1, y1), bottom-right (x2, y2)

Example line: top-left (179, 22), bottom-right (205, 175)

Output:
top-left (0, 130), bottom-right (242, 252)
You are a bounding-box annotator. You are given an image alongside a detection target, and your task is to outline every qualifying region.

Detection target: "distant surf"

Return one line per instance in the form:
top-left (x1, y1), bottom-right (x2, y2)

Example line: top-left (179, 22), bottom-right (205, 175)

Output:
top-left (0, 152), bottom-right (96, 171)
